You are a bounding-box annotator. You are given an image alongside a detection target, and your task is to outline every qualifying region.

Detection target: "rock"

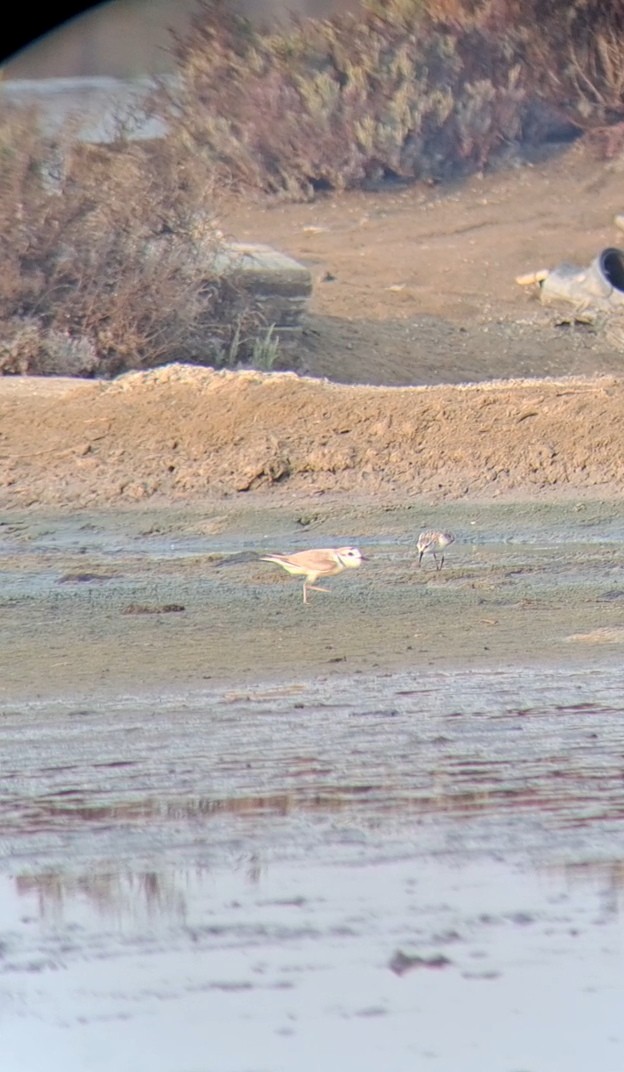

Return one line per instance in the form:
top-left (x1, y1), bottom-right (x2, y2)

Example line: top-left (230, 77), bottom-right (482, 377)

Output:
top-left (214, 242), bottom-right (313, 348)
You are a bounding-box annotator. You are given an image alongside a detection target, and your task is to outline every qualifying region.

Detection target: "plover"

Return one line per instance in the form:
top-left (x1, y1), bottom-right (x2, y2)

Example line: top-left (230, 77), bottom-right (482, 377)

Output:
top-left (260, 546), bottom-right (365, 603)
top-left (416, 531), bottom-right (455, 571)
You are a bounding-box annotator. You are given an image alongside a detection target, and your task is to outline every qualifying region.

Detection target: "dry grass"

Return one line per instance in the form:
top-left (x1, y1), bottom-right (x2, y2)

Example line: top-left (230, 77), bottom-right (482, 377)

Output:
top-left (163, 0), bottom-right (624, 199)
top-left (164, 0), bottom-right (541, 200)
top-left (0, 103), bottom-right (267, 376)
top-left (4, 0), bottom-right (623, 378)
top-left (494, 1), bottom-right (624, 131)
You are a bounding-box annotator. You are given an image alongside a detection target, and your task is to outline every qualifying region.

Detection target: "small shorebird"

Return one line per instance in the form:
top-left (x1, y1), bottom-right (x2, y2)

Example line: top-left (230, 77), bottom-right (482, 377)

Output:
top-left (260, 546), bottom-right (365, 603)
top-left (416, 530), bottom-right (455, 571)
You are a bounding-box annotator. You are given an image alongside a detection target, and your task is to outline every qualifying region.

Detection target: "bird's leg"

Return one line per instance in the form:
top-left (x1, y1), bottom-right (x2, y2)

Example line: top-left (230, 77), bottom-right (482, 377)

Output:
top-left (418, 552), bottom-right (424, 567)
top-left (303, 582), bottom-right (330, 602)
top-left (435, 553), bottom-right (444, 571)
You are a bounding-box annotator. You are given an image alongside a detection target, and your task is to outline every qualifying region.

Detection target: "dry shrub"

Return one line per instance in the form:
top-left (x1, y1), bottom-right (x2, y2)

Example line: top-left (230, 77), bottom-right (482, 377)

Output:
top-left (492, 1), bottom-right (624, 131)
top-left (166, 0), bottom-right (539, 200)
top-left (0, 102), bottom-right (265, 376)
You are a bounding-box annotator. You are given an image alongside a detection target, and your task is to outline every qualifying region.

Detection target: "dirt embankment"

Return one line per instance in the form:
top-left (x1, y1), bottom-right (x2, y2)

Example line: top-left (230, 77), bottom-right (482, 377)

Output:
top-left (1, 365), bottom-right (623, 509)
top-left (2, 140), bottom-right (624, 511)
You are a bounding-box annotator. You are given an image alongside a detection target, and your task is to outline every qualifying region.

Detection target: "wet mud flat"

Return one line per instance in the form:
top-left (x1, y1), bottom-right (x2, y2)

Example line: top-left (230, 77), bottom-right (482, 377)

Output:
top-left (2, 496), bottom-right (624, 1071)
top-left (2, 495), bottom-right (624, 699)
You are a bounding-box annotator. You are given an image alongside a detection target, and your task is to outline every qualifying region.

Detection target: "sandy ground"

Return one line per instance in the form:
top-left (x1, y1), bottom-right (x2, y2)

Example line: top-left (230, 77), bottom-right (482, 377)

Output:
top-left (3, 141), bottom-right (624, 1072)
top-left (224, 138), bottom-right (624, 386)
top-left (2, 138), bottom-right (624, 694)
top-left (4, 364), bottom-right (624, 507)
top-left (2, 139), bottom-right (624, 512)
top-left (3, 498), bottom-right (624, 702)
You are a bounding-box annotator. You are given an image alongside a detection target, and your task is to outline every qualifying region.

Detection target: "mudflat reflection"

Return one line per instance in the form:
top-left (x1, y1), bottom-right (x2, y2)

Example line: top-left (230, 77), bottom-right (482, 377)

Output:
top-left (2, 664), bottom-right (624, 1072)
top-left (13, 869), bottom-right (194, 925)
top-left (9, 854), bottom-right (624, 930)
top-left (2, 856), bottom-right (623, 1072)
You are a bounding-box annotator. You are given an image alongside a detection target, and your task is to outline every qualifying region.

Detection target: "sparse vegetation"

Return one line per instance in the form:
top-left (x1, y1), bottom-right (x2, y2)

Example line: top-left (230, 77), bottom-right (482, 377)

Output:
top-left (165, 0), bottom-right (547, 200)
top-left (496, 1), bottom-right (624, 131)
top-left (0, 103), bottom-right (269, 376)
top-left (166, 0), bottom-right (624, 200)
top-left (3, 0), bottom-right (624, 378)
top-left (251, 324), bottom-right (280, 371)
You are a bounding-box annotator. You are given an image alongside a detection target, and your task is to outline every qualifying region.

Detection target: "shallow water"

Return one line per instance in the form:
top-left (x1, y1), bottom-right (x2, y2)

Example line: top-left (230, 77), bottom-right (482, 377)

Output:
top-left (2, 501), bottom-right (624, 1070)
top-left (2, 666), bottom-right (624, 1072)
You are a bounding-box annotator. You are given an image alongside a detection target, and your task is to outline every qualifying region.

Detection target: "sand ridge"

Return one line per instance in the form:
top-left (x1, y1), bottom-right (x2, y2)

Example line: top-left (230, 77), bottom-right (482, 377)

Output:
top-left (3, 140), bottom-right (624, 510)
top-left (1, 364), bottom-right (623, 507)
